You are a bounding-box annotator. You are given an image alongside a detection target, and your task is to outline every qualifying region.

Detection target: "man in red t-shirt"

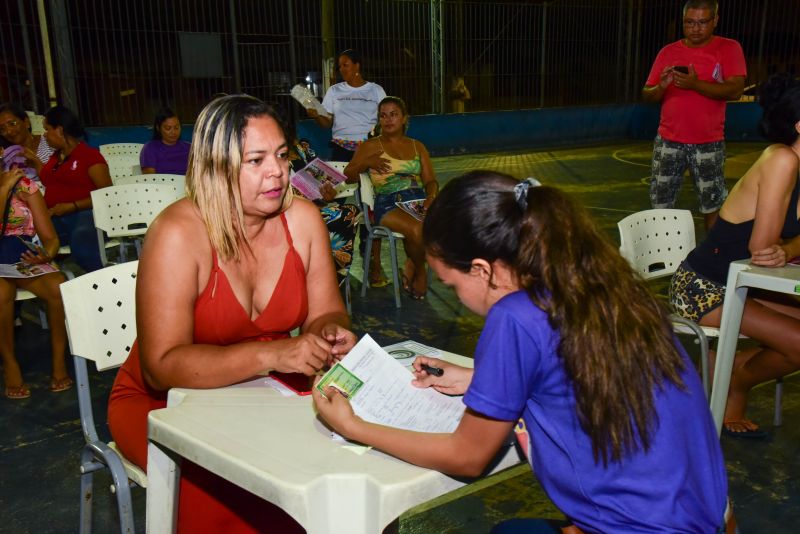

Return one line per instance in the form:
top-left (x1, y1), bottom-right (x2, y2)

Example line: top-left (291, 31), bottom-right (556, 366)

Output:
top-left (642, 0), bottom-right (746, 229)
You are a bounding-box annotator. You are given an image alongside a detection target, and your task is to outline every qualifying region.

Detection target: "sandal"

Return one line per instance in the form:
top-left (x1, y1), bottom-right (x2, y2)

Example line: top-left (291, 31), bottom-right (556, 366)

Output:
top-left (368, 270), bottom-right (390, 288)
top-left (50, 376), bottom-right (74, 393)
top-left (722, 420), bottom-right (767, 440)
top-left (5, 384), bottom-right (31, 400)
top-left (402, 282), bottom-right (426, 301)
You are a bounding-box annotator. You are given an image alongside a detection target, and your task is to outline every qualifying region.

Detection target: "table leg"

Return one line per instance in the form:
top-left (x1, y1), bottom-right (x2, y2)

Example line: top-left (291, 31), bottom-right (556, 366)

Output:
top-left (709, 263), bottom-right (749, 436)
top-left (146, 441), bottom-right (181, 533)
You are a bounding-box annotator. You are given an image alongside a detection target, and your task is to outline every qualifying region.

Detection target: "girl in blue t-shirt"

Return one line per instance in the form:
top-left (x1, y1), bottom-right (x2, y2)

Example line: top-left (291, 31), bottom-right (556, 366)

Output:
top-left (313, 171), bottom-right (730, 533)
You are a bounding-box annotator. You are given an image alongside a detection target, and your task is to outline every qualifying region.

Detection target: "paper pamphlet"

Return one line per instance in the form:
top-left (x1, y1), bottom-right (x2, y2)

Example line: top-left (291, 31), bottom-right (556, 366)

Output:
top-left (290, 84), bottom-right (331, 118)
top-left (290, 158), bottom-right (348, 201)
top-left (0, 261), bottom-right (59, 279)
top-left (316, 334), bottom-right (465, 433)
top-left (394, 198), bottom-right (426, 221)
top-left (382, 340), bottom-right (442, 369)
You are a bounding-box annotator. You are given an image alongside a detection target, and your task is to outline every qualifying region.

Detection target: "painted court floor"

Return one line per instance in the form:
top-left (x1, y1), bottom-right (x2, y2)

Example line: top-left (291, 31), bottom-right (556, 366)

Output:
top-left (2, 140), bottom-right (798, 533)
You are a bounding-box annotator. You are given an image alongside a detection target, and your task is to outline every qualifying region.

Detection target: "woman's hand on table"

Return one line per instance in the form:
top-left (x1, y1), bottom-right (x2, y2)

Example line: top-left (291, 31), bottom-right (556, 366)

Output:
top-left (751, 244), bottom-right (788, 267)
top-left (312, 376), bottom-right (361, 438)
top-left (271, 333), bottom-right (332, 375)
top-left (411, 357), bottom-right (473, 395)
top-left (320, 322), bottom-right (357, 362)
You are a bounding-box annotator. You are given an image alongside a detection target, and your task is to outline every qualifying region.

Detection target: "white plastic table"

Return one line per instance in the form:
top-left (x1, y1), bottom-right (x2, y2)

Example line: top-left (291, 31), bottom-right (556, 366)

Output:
top-left (146, 351), bottom-right (520, 533)
top-left (709, 259), bottom-right (800, 435)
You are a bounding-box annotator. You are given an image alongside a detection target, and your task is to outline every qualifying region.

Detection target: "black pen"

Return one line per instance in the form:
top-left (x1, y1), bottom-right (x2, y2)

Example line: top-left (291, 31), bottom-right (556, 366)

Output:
top-left (420, 363), bottom-right (444, 377)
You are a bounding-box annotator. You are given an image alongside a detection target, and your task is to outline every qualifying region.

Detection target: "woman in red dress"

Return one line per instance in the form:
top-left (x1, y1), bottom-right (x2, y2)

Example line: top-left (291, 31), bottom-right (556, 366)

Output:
top-left (108, 95), bottom-right (356, 532)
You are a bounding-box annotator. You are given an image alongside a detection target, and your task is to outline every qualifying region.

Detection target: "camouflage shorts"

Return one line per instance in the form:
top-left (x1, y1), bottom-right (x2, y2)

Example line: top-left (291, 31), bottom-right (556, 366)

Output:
top-left (650, 135), bottom-right (728, 214)
top-left (669, 262), bottom-right (725, 322)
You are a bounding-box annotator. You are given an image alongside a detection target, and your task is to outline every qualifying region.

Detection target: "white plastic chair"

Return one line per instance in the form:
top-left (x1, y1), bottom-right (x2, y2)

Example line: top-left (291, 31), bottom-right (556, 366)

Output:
top-left (99, 143), bottom-right (144, 159)
top-left (114, 173), bottom-right (186, 200)
top-left (14, 264), bottom-right (74, 329)
top-left (60, 261), bottom-right (144, 533)
top-left (25, 111), bottom-right (45, 135)
top-left (357, 172), bottom-right (409, 308)
top-left (91, 183), bottom-right (182, 266)
top-left (617, 209), bottom-right (783, 424)
top-left (100, 145), bottom-right (144, 184)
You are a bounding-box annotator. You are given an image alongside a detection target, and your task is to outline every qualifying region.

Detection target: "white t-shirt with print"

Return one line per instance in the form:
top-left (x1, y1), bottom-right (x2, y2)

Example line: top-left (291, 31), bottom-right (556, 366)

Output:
top-left (322, 81), bottom-right (386, 141)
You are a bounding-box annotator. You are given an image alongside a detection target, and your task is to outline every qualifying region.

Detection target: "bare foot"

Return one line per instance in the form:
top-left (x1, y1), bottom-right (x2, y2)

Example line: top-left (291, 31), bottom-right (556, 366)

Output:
top-left (2, 361), bottom-right (25, 391)
top-left (722, 373), bottom-right (758, 432)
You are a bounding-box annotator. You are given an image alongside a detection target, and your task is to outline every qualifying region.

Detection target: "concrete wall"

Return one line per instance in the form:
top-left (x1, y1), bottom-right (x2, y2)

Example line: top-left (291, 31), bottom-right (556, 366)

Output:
top-left (628, 101), bottom-right (764, 142)
top-left (297, 105), bottom-right (636, 159)
top-left (85, 102), bottom-right (764, 153)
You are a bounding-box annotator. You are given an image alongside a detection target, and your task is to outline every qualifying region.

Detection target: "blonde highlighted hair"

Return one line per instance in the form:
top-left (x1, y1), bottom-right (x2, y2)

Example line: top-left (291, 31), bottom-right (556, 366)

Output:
top-left (185, 94), bottom-right (290, 261)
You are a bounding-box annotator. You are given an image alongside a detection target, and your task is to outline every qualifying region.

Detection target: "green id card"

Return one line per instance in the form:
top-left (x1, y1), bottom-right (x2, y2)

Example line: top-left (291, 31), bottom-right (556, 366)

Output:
top-left (316, 363), bottom-right (364, 399)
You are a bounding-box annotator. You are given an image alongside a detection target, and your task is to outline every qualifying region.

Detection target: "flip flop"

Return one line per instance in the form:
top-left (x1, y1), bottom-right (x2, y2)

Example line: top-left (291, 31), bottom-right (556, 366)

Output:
top-left (368, 269), bottom-right (390, 288)
top-left (402, 283), bottom-right (426, 301)
top-left (49, 377), bottom-right (74, 393)
top-left (722, 423), bottom-right (768, 440)
top-left (5, 384), bottom-right (31, 400)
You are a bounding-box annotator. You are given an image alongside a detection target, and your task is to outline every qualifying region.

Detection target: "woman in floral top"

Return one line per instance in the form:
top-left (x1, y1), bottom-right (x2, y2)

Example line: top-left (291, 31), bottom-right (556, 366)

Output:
top-left (0, 162), bottom-right (71, 399)
top-left (345, 96), bottom-right (439, 299)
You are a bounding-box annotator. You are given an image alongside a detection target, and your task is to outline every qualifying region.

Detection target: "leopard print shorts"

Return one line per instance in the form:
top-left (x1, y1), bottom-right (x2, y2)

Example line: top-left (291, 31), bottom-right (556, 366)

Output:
top-left (669, 262), bottom-right (725, 322)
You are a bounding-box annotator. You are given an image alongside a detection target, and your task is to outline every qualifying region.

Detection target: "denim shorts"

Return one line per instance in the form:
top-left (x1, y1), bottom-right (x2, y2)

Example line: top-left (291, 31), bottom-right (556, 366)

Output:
top-left (373, 187), bottom-right (425, 225)
top-left (650, 135), bottom-right (728, 213)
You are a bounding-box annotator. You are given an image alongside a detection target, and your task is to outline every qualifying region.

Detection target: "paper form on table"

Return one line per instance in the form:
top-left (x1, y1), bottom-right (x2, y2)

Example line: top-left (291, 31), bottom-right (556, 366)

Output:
top-left (316, 334), bottom-right (465, 433)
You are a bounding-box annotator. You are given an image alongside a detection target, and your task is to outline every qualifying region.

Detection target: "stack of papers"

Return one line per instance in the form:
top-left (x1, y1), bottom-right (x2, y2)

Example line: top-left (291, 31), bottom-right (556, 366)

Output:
top-left (316, 335), bottom-right (465, 433)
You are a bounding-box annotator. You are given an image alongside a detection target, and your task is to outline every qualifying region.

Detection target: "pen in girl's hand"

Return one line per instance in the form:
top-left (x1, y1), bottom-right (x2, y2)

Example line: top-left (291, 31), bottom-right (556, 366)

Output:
top-left (420, 363), bottom-right (444, 377)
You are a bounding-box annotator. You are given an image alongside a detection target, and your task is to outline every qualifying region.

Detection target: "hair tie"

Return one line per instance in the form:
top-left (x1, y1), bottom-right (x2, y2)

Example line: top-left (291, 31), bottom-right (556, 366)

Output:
top-left (513, 177), bottom-right (541, 210)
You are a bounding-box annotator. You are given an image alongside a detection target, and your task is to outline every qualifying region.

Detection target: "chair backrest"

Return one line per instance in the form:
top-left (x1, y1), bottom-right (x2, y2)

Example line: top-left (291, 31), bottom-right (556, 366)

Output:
top-left (107, 157), bottom-right (142, 183)
top-left (114, 173), bottom-right (186, 199)
top-left (26, 111), bottom-right (45, 135)
top-left (91, 183), bottom-right (181, 238)
top-left (618, 208), bottom-right (696, 280)
top-left (358, 172), bottom-right (375, 209)
top-left (60, 261), bottom-right (139, 372)
top-left (100, 142), bottom-right (144, 159)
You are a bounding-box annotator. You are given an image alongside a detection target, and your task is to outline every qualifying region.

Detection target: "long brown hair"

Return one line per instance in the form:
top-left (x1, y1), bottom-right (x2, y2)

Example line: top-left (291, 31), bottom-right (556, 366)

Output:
top-left (185, 94), bottom-right (291, 261)
top-left (424, 171), bottom-right (685, 464)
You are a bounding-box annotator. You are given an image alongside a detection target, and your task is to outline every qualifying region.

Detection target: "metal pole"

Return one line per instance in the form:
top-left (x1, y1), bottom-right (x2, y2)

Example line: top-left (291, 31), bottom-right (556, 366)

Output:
top-left (48, 0), bottom-right (78, 112)
top-left (287, 0), bottom-right (298, 85)
top-left (623, 0), bottom-right (634, 102)
top-left (430, 0), bottom-right (444, 114)
top-left (17, 0), bottom-right (39, 111)
top-left (228, 0), bottom-right (242, 93)
top-left (632, 0), bottom-right (643, 102)
top-left (36, 0), bottom-right (58, 107)
top-left (287, 0), bottom-right (298, 123)
top-left (615, 0), bottom-right (625, 103)
top-left (757, 0), bottom-right (768, 82)
top-left (539, 3), bottom-right (547, 108)
top-left (322, 0), bottom-right (335, 90)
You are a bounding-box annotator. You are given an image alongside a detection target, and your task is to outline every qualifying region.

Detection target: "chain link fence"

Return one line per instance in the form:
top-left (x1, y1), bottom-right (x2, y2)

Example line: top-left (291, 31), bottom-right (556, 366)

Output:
top-left (2, 0), bottom-right (797, 126)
